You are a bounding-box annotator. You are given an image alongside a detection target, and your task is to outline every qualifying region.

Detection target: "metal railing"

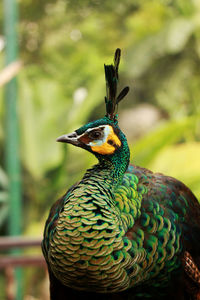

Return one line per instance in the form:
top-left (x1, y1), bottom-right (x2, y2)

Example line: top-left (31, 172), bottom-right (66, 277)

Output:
top-left (0, 236), bottom-right (46, 300)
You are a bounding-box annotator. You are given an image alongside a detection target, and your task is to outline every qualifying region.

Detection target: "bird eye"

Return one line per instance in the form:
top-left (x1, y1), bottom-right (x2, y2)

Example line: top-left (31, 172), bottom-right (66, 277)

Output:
top-left (89, 131), bottom-right (102, 139)
top-left (107, 139), bottom-right (114, 146)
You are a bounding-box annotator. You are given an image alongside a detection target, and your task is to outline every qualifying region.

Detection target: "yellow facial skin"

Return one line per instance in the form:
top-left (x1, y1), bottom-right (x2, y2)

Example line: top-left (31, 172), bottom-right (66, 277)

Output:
top-left (91, 126), bottom-right (121, 155)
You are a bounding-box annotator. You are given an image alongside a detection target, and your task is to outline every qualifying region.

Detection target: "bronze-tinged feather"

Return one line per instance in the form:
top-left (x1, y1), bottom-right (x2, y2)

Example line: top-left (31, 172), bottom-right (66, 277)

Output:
top-left (183, 251), bottom-right (200, 285)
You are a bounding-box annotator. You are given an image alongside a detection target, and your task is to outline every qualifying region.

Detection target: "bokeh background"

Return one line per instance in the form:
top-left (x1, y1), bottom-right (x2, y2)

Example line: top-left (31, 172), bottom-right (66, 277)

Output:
top-left (0, 0), bottom-right (200, 299)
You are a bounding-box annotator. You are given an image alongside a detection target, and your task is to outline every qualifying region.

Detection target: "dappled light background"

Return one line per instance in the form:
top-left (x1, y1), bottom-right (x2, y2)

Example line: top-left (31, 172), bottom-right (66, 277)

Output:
top-left (0, 0), bottom-right (200, 299)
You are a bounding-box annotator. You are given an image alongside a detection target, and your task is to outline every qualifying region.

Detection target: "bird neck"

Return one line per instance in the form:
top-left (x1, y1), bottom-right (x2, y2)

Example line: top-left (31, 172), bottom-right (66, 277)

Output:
top-left (88, 137), bottom-right (130, 189)
top-left (101, 155), bottom-right (129, 187)
top-left (101, 130), bottom-right (130, 187)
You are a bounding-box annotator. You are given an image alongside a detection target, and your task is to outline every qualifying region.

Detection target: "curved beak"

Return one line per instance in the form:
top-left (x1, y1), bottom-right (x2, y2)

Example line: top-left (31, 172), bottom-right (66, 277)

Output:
top-left (56, 131), bottom-right (81, 146)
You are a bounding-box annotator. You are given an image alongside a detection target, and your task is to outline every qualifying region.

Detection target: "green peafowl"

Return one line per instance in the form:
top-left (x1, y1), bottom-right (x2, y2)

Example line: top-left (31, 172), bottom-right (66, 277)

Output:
top-left (42, 49), bottom-right (200, 300)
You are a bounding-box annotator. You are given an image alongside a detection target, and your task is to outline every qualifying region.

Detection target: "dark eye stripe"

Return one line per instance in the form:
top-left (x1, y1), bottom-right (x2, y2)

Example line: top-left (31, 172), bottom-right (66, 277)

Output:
top-left (88, 130), bottom-right (104, 140)
top-left (89, 131), bottom-right (101, 139)
top-left (79, 135), bottom-right (92, 144)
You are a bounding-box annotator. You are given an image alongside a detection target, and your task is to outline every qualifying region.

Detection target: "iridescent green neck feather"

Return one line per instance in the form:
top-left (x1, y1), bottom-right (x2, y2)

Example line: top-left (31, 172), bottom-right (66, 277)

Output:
top-left (76, 116), bottom-right (130, 186)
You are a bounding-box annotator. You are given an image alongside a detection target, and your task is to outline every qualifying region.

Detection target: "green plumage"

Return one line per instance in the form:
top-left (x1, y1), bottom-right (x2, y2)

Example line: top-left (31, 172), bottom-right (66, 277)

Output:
top-left (42, 50), bottom-right (200, 300)
top-left (43, 162), bottom-right (199, 296)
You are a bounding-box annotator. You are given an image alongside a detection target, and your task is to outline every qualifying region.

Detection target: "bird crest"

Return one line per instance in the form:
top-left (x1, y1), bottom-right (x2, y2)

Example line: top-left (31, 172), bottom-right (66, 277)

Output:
top-left (104, 48), bottom-right (129, 122)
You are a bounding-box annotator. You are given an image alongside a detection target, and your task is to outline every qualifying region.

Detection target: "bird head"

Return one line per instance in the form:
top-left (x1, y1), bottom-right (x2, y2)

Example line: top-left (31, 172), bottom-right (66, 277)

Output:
top-left (57, 116), bottom-right (122, 156)
top-left (57, 49), bottom-right (130, 161)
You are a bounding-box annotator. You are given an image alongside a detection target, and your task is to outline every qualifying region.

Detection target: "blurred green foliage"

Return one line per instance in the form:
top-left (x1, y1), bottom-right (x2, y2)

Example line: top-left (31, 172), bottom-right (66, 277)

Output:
top-left (0, 0), bottom-right (200, 298)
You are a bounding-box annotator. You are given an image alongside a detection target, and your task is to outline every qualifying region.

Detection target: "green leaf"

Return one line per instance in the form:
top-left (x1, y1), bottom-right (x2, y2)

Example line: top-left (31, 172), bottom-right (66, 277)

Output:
top-left (0, 192), bottom-right (8, 203)
top-left (149, 142), bottom-right (200, 200)
top-left (132, 116), bottom-right (198, 166)
top-left (0, 167), bottom-right (8, 189)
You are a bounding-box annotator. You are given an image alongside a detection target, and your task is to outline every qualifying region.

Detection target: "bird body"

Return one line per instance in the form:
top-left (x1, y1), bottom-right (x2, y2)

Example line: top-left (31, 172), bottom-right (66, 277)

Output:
top-left (42, 50), bottom-right (200, 299)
